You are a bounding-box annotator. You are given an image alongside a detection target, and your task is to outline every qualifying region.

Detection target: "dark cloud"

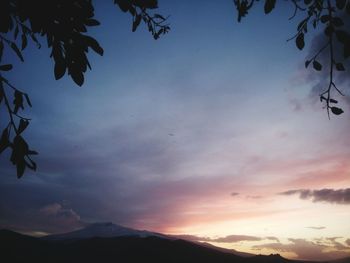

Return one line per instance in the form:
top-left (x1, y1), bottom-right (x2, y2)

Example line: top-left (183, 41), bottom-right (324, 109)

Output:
top-left (230, 192), bottom-right (239, 196)
top-left (306, 226), bottom-right (326, 230)
top-left (346, 239), bottom-right (350, 246)
top-left (266, 236), bottom-right (280, 242)
top-left (211, 235), bottom-right (261, 243)
top-left (279, 188), bottom-right (350, 204)
top-left (253, 238), bottom-right (350, 261)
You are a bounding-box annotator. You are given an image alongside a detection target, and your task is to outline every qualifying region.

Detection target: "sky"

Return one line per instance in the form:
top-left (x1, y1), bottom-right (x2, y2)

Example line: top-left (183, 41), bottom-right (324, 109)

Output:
top-left (1, 0), bottom-right (350, 261)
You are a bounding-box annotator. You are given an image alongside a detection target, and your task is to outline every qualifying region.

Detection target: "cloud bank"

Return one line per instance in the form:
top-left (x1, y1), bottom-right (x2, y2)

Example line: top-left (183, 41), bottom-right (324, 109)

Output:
top-left (279, 188), bottom-right (350, 204)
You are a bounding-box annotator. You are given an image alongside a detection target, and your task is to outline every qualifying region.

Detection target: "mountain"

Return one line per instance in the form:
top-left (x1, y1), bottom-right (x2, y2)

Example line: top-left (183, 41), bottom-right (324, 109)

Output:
top-left (44, 222), bottom-right (168, 240)
top-left (1, 228), bottom-right (338, 263)
top-left (1, 228), bottom-right (348, 263)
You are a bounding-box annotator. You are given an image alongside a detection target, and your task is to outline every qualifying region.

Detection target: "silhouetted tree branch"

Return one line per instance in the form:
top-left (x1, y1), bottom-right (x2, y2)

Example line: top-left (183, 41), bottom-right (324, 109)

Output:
top-left (0, 0), bottom-right (169, 178)
top-left (234, 0), bottom-right (350, 118)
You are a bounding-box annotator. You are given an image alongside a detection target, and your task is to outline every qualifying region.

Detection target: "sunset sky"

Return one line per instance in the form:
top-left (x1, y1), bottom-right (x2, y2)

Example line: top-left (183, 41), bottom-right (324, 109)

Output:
top-left (1, 1), bottom-right (350, 261)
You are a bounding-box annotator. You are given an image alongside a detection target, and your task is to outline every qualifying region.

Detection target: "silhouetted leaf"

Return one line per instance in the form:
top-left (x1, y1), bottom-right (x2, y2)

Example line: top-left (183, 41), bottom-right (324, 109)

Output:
top-left (154, 14), bottom-right (165, 20)
top-left (0, 128), bottom-right (10, 154)
top-left (13, 90), bottom-right (24, 113)
top-left (0, 85), bottom-right (3, 104)
top-left (336, 0), bottom-right (346, 9)
top-left (313, 60), bottom-right (322, 71)
top-left (11, 43), bottom-right (24, 62)
top-left (24, 94), bottom-right (32, 107)
top-left (330, 99), bottom-right (338, 103)
top-left (320, 15), bottom-right (330, 23)
top-left (25, 157), bottom-right (37, 171)
top-left (331, 107), bottom-right (344, 115)
top-left (18, 119), bottom-right (29, 134)
top-left (14, 25), bottom-right (19, 39)
top-left (335, 30), bottom-right (348, 43)
top-left (16, 160), bottom-right (26, 178)
top-left (134, 0), bottom-right (158, 9)
top-left (71, 71), bottom-right (84, 86)
top-left (132, 14), bottom-right (142, 32)
top-left (84, 36), bottom-right (104, 56)
top-left (0, 64), bottom-right (13, 71)
top-left (54, 60), bottom-right (66, 80)
top-left (0, 41), bottom-right (3, 60)
top-left (332, 17), bottom-right (344, 27)
top-left (85, 19), bottom-right (100, 26)
top-left (21, 34), bottom-right (27, 50)
top-left (115, 0), bottom-right (132, 12)
top-left (305, 60), bottom-right (311, 68)
top-left (28, 150), bottom-right (38, 155)
top-left (296, 33), bottom-right (304, 50)
top-left (264, 0), bottom-right (276, 14)
top-left (336, 62), bottom-right (345, 71)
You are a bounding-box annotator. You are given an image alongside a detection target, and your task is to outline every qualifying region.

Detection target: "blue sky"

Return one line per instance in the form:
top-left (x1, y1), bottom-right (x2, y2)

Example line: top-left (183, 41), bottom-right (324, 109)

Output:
top-left (1, 1), bottom-right (350, 261)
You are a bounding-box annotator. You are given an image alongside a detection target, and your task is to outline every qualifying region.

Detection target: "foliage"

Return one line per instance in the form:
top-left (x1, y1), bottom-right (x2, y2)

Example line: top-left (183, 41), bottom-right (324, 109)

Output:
top-left (0, 0), bottom-right (169, 178)
top-left (234, 0), bottom-right (350, 118)
top-left (1, 0), bottom-right (350, 178)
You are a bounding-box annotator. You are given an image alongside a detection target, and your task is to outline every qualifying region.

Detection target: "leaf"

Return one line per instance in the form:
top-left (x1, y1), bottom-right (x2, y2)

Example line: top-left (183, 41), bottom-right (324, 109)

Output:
top-left (0, 41), bottom-right (3, 61)
top-left (85, 19), bottom-right (100, 26)
top-left (21, 34), bottom-right (27, 50)
top-left (132, 14), bottom-right (142, 32)
top-left (11, 43), bottom-right (24, 62)
top-left (330, 99), bottom-right (338, 103)
top-left (331, 107), bottom-right (344, 115)
top-left (296, 33), bottom-right (305, 50)
top-left (18, 119), bottom-right (29, 134)
top-left (313, 60), bottom-right (322, 71)
top-left (0, 86), bottom-right (3, 104)
top-left (84, 36), bottom-right (104, 56)
top-left (25, 158), bottom-right (37, 171)
top-left (335, 30), bottom-right (348, 43)
top-left (0, 64), bottom-right (13, 71)
top-left (71, 71), bottom-right (84, 86)
top-left (24, 94), bottom-right (32, 107)
top-left (264, 0), bottom-right (276, 14)
top-left (16, 160), bottom-right (26, 178)
top-left (305, 60), bottom-right (311, 68)
top-left (54, 60), bottom-right (66, 80)
top-left (154, 14), bottom-right (165, 20)
top-left (320, 15), bottom-right (330, 23)
top-left (332, 17), bottom-right (344, 27)
top-left (336, 62), bottom-right (345, 71)
top-left (115, 0), bottom-right (132, 12)
top-left (13, 90), bottom-right (24, 113)
top-left (0, 128), bottom-right (10, 154)
top-left (336, 0), bottom-right (346, 9)
top-left (14, 25), bottom-right (19, 39)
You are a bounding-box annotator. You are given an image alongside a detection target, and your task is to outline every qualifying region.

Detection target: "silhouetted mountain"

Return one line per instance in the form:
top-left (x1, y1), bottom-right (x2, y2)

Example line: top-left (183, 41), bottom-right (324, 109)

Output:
top-left (44, 222), bottom-right (168, 240)
top-left (1, 229), bottom-right (348, 263)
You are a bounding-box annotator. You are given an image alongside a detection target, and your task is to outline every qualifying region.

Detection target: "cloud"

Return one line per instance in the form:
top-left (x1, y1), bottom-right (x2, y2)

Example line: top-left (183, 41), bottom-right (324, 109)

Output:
top-left (306, 226), bottom-right (326, 230)
top-left (279, 188), bottom-right (350, 204)
top-left (253, 238), bottom-right (350, 261)
top-left (266, 236), bottom-right (280, 242)
top-left (346, 239), bottom-right (350, 246)
top-left (211, 235), bottom-right (261, 243)
top-left (230, 192), bottom-right (239, 196)
top-left (39, 203), bottom-right (85, 232)
top-left (176, 234), bottom-right (272, 243)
